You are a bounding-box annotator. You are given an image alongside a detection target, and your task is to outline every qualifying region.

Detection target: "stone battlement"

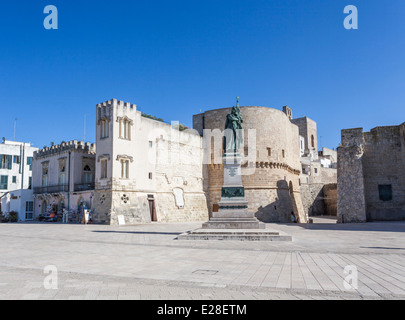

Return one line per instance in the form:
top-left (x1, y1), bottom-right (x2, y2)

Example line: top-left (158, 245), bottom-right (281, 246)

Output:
top-left (34, 140), bottom-right (96, 159)
top-left (341, 128), bottom-right (364, 147)
top-left (96, 98), bottom-right (137, 110)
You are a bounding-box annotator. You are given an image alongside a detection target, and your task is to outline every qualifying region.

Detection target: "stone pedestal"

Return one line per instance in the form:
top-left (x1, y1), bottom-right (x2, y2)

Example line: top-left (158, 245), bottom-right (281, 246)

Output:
top-left (202, 154), bottom-right (265, 229)
top-left (178, 153), bottom-right (291, 241)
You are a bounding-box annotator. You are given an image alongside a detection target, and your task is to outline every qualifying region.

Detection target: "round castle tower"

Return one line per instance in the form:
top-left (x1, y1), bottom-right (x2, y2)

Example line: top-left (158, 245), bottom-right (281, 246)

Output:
top-left (194, 106), bottom-right (306, 223)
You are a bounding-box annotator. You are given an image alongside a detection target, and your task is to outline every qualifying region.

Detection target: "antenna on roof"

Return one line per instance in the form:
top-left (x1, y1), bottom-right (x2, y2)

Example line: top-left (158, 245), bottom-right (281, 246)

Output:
top-left (13, 118), bottom-right (18, 141)
top-left (83, 114), bottom-right (87, 142)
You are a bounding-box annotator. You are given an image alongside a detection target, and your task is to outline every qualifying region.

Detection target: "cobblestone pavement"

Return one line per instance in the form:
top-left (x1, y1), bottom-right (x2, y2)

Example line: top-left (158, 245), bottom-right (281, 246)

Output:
top-left (1, 219), bottom-right (405, 300)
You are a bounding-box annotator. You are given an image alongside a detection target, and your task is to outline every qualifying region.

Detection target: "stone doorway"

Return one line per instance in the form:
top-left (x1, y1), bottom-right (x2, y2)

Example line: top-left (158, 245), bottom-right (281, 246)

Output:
top-left (148, 195), bottom-right (157, 222)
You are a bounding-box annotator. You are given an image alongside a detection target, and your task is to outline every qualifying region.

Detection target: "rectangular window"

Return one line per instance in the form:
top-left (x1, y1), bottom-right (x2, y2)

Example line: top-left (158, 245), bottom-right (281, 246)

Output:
top-left (59, 159), bottom-right (66, 172)
top-left (25, 201), bottom-right (34, 220)
top-left (59, 173), bottom-right (66, 185)
top-left (26, 201), bottom-right (34, 212)
top-left (0, 175), bottom-right (8, 190)
top-left (27, 157), bottom-right (33, 171)
top-left (282, 150), bottom-right (285, 158)
top-left (148, 172), bottom-right (153, 180)
top-left (13, 156), bottom-right (20, 164)
top-left (121, 160), bottom-right (129, 179)
top-left (149, 141), bottom-right (153, 148)
top-left (119, 119), bottom-right (131, 140)
top-left (379, 184), bottom-right (392, 201)
top-left (123, 121), bottom-right (129, 140)
top-left (100, 159), bottom-right (108, 179)
top-left (58, 158), bottom-right (66, 187)
top-left (267, 148), bottom-right (271, 156)
top-left (28, 176), bottom-right (32, 190)
top-left (0, 155), bottom-right (12, 169)
top-left (12, 176), bottom-right (16, 183)
top-left (42, 164), bottom-right (48, 187)
top-left (101, 120), bottom-right (109, 139)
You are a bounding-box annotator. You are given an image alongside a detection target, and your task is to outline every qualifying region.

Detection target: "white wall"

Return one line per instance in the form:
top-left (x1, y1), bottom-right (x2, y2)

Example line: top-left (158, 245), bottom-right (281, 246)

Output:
top-left (0, 140), bottom-right (37, 195)
top-left (1, 189), bottom-right (35, 221)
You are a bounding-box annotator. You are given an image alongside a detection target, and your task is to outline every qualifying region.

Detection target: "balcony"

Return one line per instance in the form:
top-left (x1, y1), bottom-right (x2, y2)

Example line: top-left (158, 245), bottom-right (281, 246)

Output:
top-left (33, 184), bottom-right (69, 194)
top-left (74, 183), bottom-right (95, 192)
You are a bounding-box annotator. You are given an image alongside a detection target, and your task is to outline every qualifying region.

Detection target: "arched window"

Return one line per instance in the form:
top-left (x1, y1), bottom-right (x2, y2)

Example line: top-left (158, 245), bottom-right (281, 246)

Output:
top-left (100, 119), bottom-right (109, 139)
top-left (83, 165), bottom-right (92, 183)
top-left (118, 117), bottom-right (133, 140)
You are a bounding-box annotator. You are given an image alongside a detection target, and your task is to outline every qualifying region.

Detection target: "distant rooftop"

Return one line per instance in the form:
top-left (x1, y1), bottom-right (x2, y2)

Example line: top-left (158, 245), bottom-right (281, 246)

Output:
top-left (1, 138), bottom-right (32, 147)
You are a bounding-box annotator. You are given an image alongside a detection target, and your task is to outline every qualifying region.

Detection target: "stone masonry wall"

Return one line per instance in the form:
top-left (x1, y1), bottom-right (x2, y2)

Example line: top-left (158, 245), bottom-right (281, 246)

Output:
top-left (337, 128), bottom-right (367, 223)
top-left (338, 124), bottom-right (405, 222)
top-left (362, 125), bottom-right (405, 221)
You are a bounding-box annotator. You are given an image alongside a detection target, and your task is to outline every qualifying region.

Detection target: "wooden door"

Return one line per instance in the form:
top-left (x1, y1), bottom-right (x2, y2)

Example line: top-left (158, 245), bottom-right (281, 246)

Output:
top-left (148, 199), bottom-right (157, 222)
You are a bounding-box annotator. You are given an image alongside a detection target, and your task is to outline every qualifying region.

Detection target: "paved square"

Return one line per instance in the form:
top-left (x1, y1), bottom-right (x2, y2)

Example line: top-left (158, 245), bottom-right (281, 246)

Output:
top-left (1, 218), bottom-right (405, 300)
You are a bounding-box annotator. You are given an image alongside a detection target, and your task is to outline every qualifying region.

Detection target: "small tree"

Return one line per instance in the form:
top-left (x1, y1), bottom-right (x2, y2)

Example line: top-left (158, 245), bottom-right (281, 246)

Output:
top-left (9, 211), bottom-right (18, 222)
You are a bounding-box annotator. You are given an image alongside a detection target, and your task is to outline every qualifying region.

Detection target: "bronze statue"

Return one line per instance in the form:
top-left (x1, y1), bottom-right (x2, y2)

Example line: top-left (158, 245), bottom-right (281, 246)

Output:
top-left (223, 97), bottom-right (243, 154)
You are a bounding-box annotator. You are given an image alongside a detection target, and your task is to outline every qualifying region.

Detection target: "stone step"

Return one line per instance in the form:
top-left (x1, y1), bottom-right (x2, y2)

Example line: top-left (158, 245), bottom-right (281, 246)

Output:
top-left (189, 229), bottom-right (280, 235)
top-left (208, 218), bottom-right (260, 222)
top-left (211, 211), bottom-right (256, 219)
top-left (177, 229), bottom-right (292, 241)
top-left (202, 221), bottom-right (266, 229)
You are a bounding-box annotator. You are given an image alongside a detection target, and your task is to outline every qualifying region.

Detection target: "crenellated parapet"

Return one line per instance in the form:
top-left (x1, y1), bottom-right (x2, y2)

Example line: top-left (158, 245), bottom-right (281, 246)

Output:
top-left (97, 99), bottom-right (137, 122)
top-left (34, 140), bottom-right (96, 159)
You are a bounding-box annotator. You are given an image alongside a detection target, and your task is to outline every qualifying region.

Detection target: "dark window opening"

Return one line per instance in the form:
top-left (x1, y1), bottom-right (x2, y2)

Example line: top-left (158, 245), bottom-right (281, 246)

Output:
top-left (379, 184), bottom-right (392, 201)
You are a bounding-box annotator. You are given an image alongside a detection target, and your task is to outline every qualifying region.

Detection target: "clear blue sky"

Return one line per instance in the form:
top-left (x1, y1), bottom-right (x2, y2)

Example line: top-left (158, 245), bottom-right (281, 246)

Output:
top-left (1, 0), bottom-right (405, 150)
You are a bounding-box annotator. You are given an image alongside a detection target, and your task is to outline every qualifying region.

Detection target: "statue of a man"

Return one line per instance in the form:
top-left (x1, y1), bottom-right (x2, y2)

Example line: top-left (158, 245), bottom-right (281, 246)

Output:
top-left (223, 98), bottom-right (243, 155)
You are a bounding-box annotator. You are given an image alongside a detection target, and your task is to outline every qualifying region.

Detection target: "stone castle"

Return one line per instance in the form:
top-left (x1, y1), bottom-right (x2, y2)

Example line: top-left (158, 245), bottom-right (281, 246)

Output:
top-left (338, 124), bottom-right (405, 222)
top-left (31, 99), bottom-right (338, 225)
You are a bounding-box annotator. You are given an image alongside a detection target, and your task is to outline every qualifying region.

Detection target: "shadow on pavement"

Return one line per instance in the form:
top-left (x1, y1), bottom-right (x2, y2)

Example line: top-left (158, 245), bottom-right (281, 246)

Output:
top-left (275, 220), bottom-right (405, 233)
top-left (92, 230), bottom-right (182, 236)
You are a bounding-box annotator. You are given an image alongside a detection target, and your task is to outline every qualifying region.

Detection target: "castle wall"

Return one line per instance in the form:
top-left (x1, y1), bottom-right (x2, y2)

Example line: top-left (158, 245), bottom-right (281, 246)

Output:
top-left (338, 125), bottom-right (405, 222)
top-left (362, 125), bottom-right (405, 221)
top-left (337, 128), bottom-right (367, 223)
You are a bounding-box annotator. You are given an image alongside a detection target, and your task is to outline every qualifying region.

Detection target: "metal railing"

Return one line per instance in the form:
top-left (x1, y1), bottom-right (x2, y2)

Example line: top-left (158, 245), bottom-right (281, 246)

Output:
top-left (33, 184), bottom-right (69, 194)
top-left (74, 183), bottom-right (95, 192)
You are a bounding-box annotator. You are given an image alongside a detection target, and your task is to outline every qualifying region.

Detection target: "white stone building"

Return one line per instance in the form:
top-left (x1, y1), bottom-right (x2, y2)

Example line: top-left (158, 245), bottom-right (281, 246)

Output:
top-left (0, 139), bottom-right (38, 220)
top-left (92, 99), bottom-right (209, 225)
top-left (32, 141), bottom-right (96, 221)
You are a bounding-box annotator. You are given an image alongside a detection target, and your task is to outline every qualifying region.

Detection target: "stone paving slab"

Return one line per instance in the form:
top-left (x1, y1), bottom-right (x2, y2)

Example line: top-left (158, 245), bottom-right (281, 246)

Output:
top-left (0, 220), bottom-right (405, 300)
